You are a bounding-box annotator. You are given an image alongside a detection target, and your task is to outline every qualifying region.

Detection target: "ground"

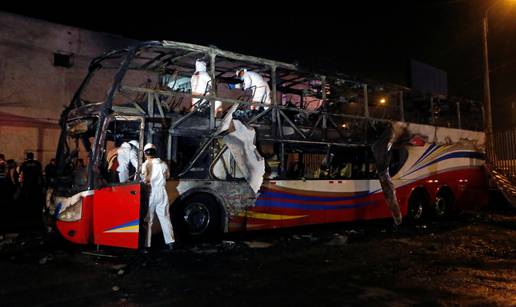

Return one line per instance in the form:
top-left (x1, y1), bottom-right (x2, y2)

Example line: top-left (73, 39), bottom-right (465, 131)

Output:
top-left (0, 193), bottom-right (515, 307)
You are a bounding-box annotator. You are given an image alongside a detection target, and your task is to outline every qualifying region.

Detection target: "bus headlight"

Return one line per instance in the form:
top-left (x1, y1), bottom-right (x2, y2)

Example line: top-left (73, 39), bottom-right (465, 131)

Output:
top-left (57, 199), bottom-right (83, 222)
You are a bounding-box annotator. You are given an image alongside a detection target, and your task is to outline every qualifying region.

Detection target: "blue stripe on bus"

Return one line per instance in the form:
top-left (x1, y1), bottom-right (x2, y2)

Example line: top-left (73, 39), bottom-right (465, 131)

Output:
top-left (259, 191), bottom-right (372, 202)
top-left (255, 200), bottom-right (377, 210)
top-left (405, 151), bottom-right (484, 176)
top-left (410, 143), bottom-right (438, 169)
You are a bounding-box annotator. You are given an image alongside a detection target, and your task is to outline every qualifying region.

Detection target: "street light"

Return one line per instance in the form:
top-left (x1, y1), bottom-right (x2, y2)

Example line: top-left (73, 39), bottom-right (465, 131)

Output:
top-left (483, 0), bottom-right (516, 160)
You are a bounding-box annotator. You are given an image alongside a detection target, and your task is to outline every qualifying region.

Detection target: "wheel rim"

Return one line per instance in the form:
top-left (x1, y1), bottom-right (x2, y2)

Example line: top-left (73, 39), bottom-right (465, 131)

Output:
top-left (410, 197), bottom-right (424, 220)
top-left (183, 202), bottom-right (211, 235)
top-left (435, 196), bottom-right (446, 216)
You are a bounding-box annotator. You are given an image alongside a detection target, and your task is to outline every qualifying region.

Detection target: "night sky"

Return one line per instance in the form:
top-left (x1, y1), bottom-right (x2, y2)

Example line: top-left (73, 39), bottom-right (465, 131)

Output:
top-left (2, 0), bottom-right (515, 128)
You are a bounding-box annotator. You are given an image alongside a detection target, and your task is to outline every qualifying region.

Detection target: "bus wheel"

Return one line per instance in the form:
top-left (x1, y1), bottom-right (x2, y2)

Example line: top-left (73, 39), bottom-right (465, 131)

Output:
top-left (173, 194), bottom-right (221, 240)
top-left (406, 189), bottom-right (428, 223)
top-left (434, 188), bottom-right (454, 218)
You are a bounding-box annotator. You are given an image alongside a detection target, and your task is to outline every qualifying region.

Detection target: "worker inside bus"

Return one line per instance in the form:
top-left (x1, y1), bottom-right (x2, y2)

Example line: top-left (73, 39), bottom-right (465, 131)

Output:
top-left (105, 139), bottom-right (139, 184)
top-left (230, 68), bottom-right (271, 110)
top-left (190, 59), bottom-right (222, 116)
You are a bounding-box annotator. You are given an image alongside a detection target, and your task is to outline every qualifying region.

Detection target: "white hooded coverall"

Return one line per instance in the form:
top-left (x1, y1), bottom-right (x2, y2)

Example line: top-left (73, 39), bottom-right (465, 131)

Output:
top-left (141, 158), bottom-right (175, 247)
top-left (237, 70), bottom-right (271, 109)
top-left (117, 142), bottom-right (138, 183)
top-left (191, 60), bottom-right (221, 112)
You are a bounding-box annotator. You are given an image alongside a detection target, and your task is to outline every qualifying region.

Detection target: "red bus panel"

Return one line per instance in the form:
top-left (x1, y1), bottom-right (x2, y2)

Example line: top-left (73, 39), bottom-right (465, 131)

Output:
top-left (55, 193), bottom-right (94, 244)
top-left (93, 183), bottom-right (141, 249)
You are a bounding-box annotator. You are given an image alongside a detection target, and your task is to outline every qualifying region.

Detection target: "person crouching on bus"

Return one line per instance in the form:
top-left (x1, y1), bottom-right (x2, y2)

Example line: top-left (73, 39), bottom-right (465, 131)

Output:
top-left (233, 68), bottom-right (271, 110)
top-left (141, 143), bottom-right (175, 251)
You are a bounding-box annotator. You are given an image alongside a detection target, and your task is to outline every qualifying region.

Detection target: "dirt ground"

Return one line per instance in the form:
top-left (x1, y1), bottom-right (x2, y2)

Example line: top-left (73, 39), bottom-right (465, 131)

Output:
top-left (1, 192), bottom-right (515, 307)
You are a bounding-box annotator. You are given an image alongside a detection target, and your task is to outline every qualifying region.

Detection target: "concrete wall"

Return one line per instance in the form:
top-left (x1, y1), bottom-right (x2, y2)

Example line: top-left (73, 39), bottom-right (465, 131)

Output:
top-left (0, 11), bottom-right (137, 166)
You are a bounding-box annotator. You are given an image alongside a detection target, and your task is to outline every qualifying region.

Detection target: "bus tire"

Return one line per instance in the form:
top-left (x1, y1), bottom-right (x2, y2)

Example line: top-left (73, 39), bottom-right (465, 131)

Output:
top-left (172, 193), bottom-right (221, 241)
top-left (434, 187), bottom-right (454, 218)
top-left (406, 188), bottom-right (429, 223)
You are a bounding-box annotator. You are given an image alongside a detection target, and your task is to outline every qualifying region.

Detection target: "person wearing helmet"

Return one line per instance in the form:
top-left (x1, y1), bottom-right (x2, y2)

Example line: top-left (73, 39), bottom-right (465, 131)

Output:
top-left (141, 143), bottom-right (175, 250)
top-left (117, 140), bottom-right (139, 183)
top-left (234, 68), bottom-right (271, 110)
top-left (190, 59), bottom-right (221, 115)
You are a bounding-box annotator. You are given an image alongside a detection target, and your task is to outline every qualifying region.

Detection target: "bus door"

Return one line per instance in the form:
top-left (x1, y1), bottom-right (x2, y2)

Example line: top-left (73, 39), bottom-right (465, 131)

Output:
top-left (93, 116), bottom-right (144, 249)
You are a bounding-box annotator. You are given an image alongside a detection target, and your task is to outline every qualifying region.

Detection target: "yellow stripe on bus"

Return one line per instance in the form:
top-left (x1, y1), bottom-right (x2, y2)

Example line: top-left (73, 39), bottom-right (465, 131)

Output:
top-left (244, 211), bottom-right (307, 220)
top-left (104, 225), bottom-right (139, 233)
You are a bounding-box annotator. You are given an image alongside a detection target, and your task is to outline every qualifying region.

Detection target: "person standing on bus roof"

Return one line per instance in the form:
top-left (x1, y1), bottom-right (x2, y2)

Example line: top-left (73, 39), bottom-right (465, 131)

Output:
top-left (234, 68), bottom-right (271, 110)
top-left (117, 140), bottom-right (139, 183)
top-left (141, 143), bottom-right (175, 250)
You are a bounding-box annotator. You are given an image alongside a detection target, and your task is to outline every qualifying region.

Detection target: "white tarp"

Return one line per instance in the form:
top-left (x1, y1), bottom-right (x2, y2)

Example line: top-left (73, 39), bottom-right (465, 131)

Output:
top-left (215, 104), bottom-right (265, 194)
top-left (222, 120), bottom-right (265, 194)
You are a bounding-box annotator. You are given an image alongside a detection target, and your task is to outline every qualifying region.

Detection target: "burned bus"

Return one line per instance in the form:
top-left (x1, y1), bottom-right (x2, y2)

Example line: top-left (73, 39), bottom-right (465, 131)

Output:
top-left (47, 41), bottom-right (487, 249)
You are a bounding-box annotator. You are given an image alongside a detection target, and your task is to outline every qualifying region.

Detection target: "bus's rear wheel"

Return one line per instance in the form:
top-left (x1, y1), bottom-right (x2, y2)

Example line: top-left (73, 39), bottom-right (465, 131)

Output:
top-left (172, 194), bottom-right (221, 240)
top-left (406, 189), bottom-right (429, 223)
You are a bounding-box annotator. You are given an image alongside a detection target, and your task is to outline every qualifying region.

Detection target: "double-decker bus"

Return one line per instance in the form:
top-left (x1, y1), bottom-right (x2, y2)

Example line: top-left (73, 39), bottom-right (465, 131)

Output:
top-left (47, 41), bottom-right (487, 249)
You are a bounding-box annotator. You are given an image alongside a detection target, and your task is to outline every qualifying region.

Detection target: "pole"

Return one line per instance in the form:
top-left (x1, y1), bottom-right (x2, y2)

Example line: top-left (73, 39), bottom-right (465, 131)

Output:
top-left (363, 84), bottom-right (369, 118)
top-left (483, 14), bottom-right (494, 160)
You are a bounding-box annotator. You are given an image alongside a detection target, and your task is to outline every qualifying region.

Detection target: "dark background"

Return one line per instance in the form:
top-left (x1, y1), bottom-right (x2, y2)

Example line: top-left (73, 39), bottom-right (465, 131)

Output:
top-left (2, 0), bottom-right (515, 129)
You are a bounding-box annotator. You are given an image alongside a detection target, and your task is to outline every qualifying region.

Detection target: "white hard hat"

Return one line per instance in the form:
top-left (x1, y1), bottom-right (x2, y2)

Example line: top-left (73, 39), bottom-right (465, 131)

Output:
top-left (143, 143), bottom-right (156, 151)
top-left (236, 68), bottom-right (247, 77)
top-left (195, 59), bottom-right (207, 72)
top-left (129, 140), bottom-right (139, 149)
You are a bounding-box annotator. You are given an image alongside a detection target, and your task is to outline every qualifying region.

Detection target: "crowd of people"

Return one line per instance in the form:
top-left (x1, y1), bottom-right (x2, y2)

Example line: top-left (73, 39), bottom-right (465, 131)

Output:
top-left (0, 152), bottom-right (56, 230)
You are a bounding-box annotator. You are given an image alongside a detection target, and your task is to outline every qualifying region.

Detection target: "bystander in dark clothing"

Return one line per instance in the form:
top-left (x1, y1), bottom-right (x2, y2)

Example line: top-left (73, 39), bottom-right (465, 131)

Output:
top-left (0, 154), bottom-right (6, 180)
top-left (19, 152), bottom-right (43, 225)
top-left (5, 159), bottom-right (20, 202)
top-left (0, 154), bottom-right (7, 206)
top-left (44, 158), bottom-right (58, 188)
top-left (3, 159), bottom-right (20, 228)
top-left (74, 159), bottom-right (88, 188)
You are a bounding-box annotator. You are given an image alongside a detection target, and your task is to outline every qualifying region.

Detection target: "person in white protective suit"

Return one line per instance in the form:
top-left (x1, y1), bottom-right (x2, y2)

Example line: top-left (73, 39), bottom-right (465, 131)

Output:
top-left (190, 59), bottom-right (221, 114)
top-left (235, 68), bottom-right (271, 110)
top-left (141, 143), bottom-right (175, 250)
top-left (117, 140), bottom-right (139, 183)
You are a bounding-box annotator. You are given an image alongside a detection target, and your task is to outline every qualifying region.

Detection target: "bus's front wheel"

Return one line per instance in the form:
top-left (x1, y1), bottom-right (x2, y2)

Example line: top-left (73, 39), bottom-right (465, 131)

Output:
top-left (172, 194), bottom-right (221, 240)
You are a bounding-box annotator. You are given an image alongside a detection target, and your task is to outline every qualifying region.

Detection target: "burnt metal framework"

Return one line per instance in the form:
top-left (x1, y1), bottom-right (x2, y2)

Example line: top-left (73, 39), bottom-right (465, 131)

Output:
top-left (57, 41), bottom-right (483, 189)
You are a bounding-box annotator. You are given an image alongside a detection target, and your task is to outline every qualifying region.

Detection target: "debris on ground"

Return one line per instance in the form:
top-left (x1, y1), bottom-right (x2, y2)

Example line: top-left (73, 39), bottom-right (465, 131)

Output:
top-left (5, 233), bottom-right (19, 240)
top-left (189, 246), bottom-right (219, 254)
top-left (38, 256), bottom-right (49, 265)
top-left (82, 251), bottom-right (117, 258)
top-left (221, 240), bottom-right (235, 247)
top-left (325, 234), bottom-right (349, 246)
top-left (244, 241), bottom-right (273, 249)
top-left (111, 264), bottom-right (127, 270)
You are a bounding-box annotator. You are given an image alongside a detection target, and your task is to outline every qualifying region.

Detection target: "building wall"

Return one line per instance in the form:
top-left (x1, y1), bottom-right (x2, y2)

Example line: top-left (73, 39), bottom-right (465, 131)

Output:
top-left (0, 11), bottom-right (137, 166)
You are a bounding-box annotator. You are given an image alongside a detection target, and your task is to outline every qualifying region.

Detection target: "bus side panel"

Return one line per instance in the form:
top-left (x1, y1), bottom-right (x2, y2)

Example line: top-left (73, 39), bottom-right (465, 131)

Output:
top-left (55, 194), bottom-right (94, 244)
top-left (93, 183), bottom-right (141, 249)
top-left (246, 181), bottom-right (392, 230)
top-left (453, 168), bottom-right (489, 210)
